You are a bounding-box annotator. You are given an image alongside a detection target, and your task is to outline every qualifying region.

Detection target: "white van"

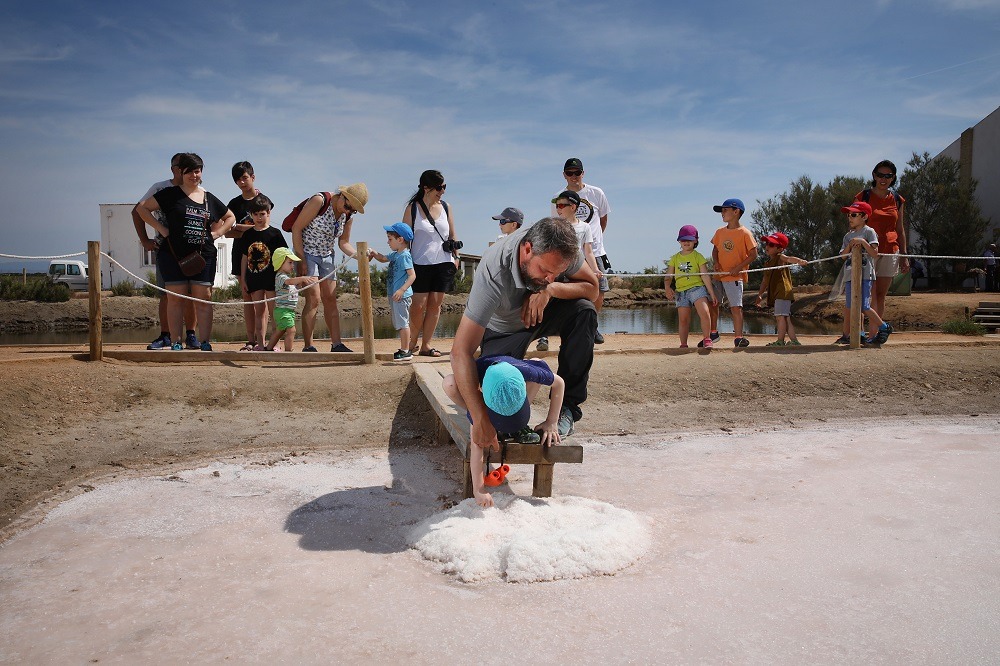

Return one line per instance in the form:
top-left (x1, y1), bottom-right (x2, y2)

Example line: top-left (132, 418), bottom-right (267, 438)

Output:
top-left (48, 260), bottom-right (89, 291)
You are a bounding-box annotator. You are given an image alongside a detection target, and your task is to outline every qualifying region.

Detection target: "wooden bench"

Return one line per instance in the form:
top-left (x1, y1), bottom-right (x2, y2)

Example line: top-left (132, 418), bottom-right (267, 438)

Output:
top-left (413, 364), bottom-right (583, 498)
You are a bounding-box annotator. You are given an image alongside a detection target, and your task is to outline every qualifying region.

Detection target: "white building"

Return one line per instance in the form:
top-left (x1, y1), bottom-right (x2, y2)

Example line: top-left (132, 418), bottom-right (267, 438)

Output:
top-left (936, 103), bottom-right (1000, 244)
top-left (99, 203), bottom-right (235, 289)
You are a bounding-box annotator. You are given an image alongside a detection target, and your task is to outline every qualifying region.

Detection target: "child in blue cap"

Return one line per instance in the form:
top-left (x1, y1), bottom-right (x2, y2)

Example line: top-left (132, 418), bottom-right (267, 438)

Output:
top-left (368, 222), bottom-right (417, 359)
top-left (443, 356), bottom-right (565, 507)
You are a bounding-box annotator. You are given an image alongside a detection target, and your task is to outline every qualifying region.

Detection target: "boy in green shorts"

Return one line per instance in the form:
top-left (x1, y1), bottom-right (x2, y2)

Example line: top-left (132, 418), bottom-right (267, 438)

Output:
top-left (265, 247), bottom-right (317, 352)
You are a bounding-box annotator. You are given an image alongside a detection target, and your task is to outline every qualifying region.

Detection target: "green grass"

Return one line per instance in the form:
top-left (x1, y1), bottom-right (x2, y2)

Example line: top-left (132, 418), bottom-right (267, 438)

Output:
top-left (0, 275), bottom-right (71, 302)
top-left (941, 318), bottom-right (986, 336)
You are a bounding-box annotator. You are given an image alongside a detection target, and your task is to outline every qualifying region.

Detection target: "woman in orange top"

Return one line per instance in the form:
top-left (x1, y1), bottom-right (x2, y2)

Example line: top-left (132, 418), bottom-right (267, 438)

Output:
top-left (854, 159), bottom-right (909, 318)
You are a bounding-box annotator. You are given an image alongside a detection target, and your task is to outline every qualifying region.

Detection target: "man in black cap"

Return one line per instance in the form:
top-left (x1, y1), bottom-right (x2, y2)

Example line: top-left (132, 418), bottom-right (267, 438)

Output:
top-left (538, 158), bottom-right (611, 350)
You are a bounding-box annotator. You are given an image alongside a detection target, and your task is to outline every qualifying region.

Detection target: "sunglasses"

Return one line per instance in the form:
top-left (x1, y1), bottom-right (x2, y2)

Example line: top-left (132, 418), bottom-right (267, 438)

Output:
top-left (498, 219), bottom-right (516, 225)
top-left (564, 170), bottom-right (583, 177)
top-left (342, 196), bottom-right (356, 214)
top-left (427, 184), bottom-right (446, 192)
top-left (848, 212), bottom-right (865, 218)
top-left (554, 202), bottom-right (575, 209)
top-left (765, 242), bottom-right (780, 248)
top-left (874, 172), bottom-right (894, 179)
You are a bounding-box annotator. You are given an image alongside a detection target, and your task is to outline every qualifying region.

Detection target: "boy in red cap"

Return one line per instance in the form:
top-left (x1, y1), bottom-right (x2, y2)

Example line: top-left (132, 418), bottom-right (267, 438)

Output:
top-left (835, 202), bottom-right (891, 345)
top-left (755, 232), bottom-right (808, 346)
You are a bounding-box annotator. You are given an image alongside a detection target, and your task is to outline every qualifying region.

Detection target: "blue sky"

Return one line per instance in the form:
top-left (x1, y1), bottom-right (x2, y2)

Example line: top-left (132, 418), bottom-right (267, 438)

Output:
top-left (1, 0), bottom-right (999, 272)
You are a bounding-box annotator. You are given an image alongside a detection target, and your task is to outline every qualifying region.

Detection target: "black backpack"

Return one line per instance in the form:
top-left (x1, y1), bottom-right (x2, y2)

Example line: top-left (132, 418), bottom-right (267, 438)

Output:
top-left (860, 188), bottom-right (903, 210)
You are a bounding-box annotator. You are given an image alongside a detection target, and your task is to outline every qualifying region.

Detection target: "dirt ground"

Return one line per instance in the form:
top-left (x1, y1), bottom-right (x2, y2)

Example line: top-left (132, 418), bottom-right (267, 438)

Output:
top-left (1, 290), bottom-right (998, 538)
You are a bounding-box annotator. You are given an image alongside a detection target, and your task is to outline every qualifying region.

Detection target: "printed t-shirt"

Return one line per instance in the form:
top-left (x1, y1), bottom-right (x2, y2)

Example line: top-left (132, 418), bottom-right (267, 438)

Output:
top-left (465, 224), bottom-right (584, 333)
top-left (668, 250), bottom-right (709, 292)
top-left (552, 183), bottom-right (610, 255)
top-left (711, 225), bottom-right (757, 282)
top-left (854, 190), bottom-right (905, 254)
top-left (387, 249), bottom-right (414, 298)
top-left (153, 186), bottom-right (228, 259)
top-left (228, 191), bottom-right (259, 276)
top-left (841, 226), bottom-right (879, 282)
top-left (241, 226), bottom-right (288, 293)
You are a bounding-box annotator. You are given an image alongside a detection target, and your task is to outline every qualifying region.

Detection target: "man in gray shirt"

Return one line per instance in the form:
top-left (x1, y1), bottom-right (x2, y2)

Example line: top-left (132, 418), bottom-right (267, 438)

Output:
top-left (453, 217), bottom-right (599, 451)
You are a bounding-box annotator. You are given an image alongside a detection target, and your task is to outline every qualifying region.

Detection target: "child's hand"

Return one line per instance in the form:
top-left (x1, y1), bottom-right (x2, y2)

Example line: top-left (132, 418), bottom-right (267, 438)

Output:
top-left (536, 421), bottom-right (561, 446)
top-left (665, 288), bottom-right (675, 300)
top-left (473, 490), bottom-right (494, 508)
top-left (367, 249), bottom-right (376, 260)
top-left (710, 295), bottom-right (718, 306)
top-left (392, 289), bottom-right (403, 302)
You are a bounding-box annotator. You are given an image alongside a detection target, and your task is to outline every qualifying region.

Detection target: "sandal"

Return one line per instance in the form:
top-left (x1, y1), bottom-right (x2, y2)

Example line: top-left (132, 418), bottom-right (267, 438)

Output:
top-left (418, 348), bottom-right (443, 357)
top-left (239, 342), bottom-right (255, 351)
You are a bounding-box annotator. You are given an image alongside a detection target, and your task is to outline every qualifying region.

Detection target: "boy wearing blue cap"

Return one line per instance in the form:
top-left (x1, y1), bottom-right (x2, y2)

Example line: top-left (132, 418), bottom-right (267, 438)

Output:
top-left (368, 222), bottom-right (417, 360)
top-left (443, 356), bottom-right (565, 507)
top-left (709, 198), bottom-right (758, 347)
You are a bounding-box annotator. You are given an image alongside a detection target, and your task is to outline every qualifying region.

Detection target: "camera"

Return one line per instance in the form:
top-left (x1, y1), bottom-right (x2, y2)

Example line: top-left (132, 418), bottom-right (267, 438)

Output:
top-left (442, 239), bottom-right (464, 253)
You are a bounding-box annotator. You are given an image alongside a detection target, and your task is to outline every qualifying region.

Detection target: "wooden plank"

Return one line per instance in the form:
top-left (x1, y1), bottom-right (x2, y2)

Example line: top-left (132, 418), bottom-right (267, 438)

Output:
top-left (101, 350), bottom-right (373, 363)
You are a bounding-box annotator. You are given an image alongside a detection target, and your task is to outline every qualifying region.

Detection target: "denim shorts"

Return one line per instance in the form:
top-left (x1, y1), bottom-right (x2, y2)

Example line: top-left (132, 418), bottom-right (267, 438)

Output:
top-left (676, 284), bottom-right (709, 308)
top-left (845, 280), bottom-right (873, 311)
top-left (391, 296), bottom-right (411, 330)
top-left (774, 298), bottom-right (792, 316)
top-left (304, 252), bottom-right (337, 280)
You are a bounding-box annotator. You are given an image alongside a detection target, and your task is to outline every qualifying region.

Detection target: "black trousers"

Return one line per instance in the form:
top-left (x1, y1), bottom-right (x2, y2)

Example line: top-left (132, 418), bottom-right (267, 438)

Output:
top-left (480, 297), bottom-right (597, 422)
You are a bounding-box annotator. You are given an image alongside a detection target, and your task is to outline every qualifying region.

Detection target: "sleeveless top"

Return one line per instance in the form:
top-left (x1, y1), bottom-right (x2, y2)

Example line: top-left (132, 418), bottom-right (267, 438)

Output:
top-left (301, 198), bottom-right (346, 257)
top-left (410, 201), bottom-right (452, 265)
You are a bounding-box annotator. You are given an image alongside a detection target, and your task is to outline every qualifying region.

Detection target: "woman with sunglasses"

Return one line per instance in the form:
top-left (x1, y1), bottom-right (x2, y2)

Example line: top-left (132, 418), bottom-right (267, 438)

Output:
top-left (854, 160), bottom-right (908, 319)
top-left (403, 170), bottom-right (460, 357)
top-left (291, 183), bottom-right (368, 352)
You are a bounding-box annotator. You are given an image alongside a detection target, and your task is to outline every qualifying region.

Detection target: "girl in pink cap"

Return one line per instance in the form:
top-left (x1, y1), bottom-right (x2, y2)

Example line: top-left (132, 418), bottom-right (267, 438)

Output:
top-left (664, 225), bottom-right (718, 349)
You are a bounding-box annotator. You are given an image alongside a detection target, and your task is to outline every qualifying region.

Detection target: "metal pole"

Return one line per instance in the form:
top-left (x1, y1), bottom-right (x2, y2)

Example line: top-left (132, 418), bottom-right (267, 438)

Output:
top-left (356, 241), bottom-right (376, 365)
top-left (88, 241), bottom-right (103, 361)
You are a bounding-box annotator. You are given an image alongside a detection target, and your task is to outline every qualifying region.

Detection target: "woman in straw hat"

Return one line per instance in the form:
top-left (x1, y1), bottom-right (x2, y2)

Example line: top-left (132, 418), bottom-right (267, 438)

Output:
top-left (291, 183), bottom-right (368, 352)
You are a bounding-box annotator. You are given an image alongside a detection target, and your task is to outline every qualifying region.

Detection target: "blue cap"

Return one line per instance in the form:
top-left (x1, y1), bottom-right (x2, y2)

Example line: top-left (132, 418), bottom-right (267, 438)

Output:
top-left (383, 222), bottom-right (413, 242)
top-left (713, 198), bottom-right (745, 213)
top-left (480, 361), bottom-right (530, 432)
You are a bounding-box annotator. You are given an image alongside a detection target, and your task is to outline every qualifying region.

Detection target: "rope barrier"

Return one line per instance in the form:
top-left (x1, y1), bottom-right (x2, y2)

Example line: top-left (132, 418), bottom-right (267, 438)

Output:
top-left (1, 251), bottom-right (87, 260)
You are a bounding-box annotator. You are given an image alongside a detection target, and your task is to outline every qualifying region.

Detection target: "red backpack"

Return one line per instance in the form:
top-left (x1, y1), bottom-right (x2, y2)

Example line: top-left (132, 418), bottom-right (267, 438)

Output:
top-left (281, 191), bottom-right (333, 232)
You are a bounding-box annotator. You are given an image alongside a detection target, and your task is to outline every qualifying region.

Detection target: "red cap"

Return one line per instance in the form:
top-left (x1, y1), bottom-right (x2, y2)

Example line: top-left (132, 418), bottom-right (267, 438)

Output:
top-left (760, 232), bottom-right (789, 249)
top-left (841, 201), bottom-right (872, 217)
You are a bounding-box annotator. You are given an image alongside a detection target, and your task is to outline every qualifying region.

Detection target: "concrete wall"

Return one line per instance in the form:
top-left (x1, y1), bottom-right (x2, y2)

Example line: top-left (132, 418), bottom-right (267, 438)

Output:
top-left (99, 203), bottom-right (234, 289)
top-left (937, 104), bottom-right (1000, 244)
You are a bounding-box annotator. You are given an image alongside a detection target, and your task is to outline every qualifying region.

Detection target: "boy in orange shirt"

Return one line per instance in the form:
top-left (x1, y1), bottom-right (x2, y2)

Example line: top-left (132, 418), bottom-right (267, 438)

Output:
top-left (708, 198), bottom-right (758, 347)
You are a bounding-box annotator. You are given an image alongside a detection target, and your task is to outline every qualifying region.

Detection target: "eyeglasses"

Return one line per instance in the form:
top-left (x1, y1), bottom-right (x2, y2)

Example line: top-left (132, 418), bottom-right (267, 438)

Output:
top-left (342, 196), bottom-right (356, 214)
top-left (847, 212), bottom-right (865, 218)
top-left (874, 172), bottom-right (894, 179)
top-left (564, 170), bottom-right (582, 177)
top-left (554, 203), bottom-right (575, 209)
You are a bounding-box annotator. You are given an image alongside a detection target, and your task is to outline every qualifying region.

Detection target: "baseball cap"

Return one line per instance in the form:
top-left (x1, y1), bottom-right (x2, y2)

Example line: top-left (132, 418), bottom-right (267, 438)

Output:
top-left (761, 232), bottom-right (789, 249)
top-left (841, 201), bottom-right (873, 216)
top-left (677, 225), bottom-right (699, 241)
top-left (481, 361), bottom-right (531, 432)
top-left (564, 158), bottom-right (584, 172)
top-left (383, 222), bottom-right (414, 241)
top-left (713, 198), bottom-right (746, 213)
top-left (491, 207), bottom-right (524, 225)
top-left (551, 190), bottom-right (581, 206)
top-left (271, 247), bottom-right (301, 271)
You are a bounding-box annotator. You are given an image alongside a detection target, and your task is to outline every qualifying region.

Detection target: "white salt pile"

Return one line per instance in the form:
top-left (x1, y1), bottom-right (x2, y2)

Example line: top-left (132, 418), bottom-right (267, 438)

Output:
top-left (408, 494), bottom-right (650, 583)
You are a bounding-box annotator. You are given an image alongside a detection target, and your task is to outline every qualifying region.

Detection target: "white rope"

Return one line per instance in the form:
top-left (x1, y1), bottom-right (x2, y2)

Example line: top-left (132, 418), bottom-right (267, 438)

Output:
top-left (611, 253), bottom-right (991, 278)
top-left (0, 251), bottom-right (87, 260)
top-left (100, 252), bottom-right (356, 306)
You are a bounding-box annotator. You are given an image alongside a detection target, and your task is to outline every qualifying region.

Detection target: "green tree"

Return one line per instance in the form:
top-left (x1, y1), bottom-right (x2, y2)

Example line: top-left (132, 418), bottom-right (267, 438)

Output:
top-left (751, 175), bottom-right (865, 284)
top-left (897, 151), bottom-right (990, 278)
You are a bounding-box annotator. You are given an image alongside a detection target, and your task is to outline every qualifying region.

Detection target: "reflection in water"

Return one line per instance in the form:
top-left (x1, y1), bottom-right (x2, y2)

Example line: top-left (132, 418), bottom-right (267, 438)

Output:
top-left (0, 306), bottom-right (841, 345)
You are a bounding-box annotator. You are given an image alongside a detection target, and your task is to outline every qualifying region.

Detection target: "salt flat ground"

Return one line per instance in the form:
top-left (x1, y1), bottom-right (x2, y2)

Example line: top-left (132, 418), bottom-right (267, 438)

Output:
top-left (1, 416), bottom-right (997, 664)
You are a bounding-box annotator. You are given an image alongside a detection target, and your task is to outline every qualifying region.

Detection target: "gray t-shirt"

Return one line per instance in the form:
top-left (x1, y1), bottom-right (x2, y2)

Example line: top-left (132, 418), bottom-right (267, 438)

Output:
top-left (841, 226), bottom-right (879, 281)
top-left (464, 225), bottom-right (584, 333)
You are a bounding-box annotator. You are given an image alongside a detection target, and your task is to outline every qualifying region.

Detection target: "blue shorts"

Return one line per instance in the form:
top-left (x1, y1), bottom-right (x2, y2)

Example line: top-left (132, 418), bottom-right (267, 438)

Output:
top-left (774, 299), bottom-right (792, 316)
top-left (845, 280), bottom-right (873, 311)
top-left (304, 252), bottom-right (337, 280)
top-left (391, 296), bottom-right (411, 330)
top-left (676, 284), bottom-right (710, 308)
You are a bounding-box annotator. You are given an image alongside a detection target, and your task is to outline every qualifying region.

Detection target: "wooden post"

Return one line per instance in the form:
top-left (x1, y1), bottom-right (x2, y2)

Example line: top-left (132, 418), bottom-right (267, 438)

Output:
top-left (22, 267), bottom-right (26, 285)
top-left (88, 241), bottom-right (102, 361)
top-left (849, 245), bottom-right (863, 349)
top-left (356, 241), bottom-right (376, 365)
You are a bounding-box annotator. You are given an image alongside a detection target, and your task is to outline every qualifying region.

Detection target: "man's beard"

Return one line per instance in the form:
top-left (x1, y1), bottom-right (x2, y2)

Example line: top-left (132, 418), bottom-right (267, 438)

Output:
top-left (519, 259), bottom-right (550, 292)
